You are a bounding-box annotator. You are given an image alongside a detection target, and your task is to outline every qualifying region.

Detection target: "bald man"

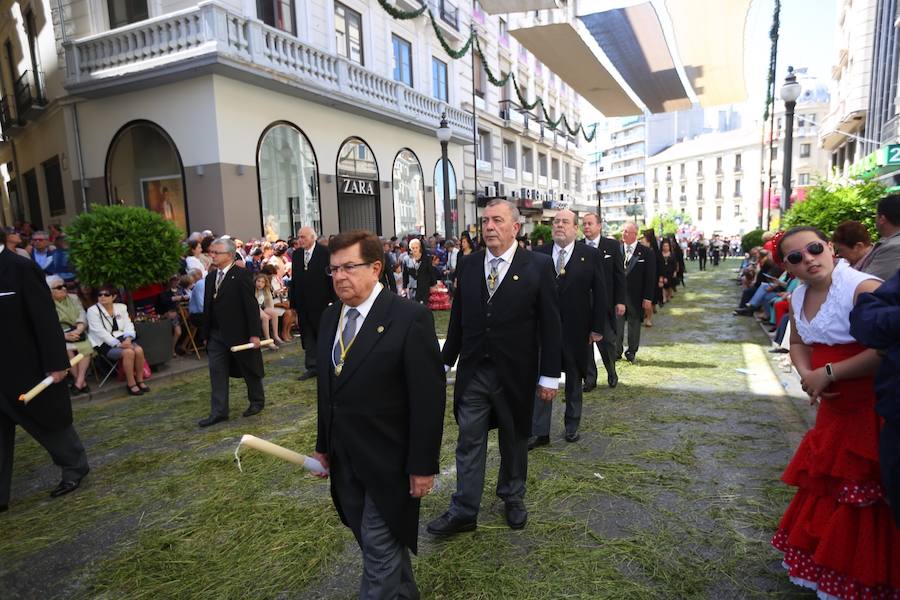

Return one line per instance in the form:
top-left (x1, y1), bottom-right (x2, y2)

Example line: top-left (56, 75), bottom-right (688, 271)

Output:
top-left (289, 227), bottom-right (336, 381)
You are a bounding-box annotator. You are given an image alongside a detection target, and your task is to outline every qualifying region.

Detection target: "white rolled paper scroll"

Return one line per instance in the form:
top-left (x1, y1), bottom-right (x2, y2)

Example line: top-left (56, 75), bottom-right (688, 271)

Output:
top-left (18, 353), bottom-right (86, 404)
top-left (230, 339), bottom-right (275, 352)
top-left (234, 434), bottom-right (328, 475)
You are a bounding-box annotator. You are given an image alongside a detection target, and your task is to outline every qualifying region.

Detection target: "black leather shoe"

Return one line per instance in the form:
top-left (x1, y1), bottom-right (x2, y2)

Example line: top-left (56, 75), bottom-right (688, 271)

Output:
top-left (297, 371), bottom-right (317, 381)
top-left (50, 478), bottom-right (82, 498)
top-left (582, 381), bottom-right (597, 393)
top-left (0, 504), bottom-right (8, 512)
top-left (564, 431), bottom-right (581, 443)
top-left (527, 435), bottom-right (550, 451)
top-left (242, 404), bottom-right (264, 418)
top-left (625, 353), bottom-right (636, 364)
top-left (769, 347), bottom-right (789, 354)
top-left (426, 511), bottom-right (477, 536)
top-left (198, 415), bottom-right (228, 428)
top-left (607, 373), bottom-right (619, 388)
top-left (615, 354), bottom-right (623, 361)
top-left (504, 501), bottom-right (528, 530)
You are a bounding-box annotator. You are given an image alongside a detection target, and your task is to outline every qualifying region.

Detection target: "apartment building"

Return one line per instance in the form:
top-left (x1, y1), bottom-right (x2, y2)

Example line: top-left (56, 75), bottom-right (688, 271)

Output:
top-left (0, 0), bottom-right (480, 240)
top-left (465, 4), bottom-right (588, 233)
top-left (595, 117), bottom-right (644, 230)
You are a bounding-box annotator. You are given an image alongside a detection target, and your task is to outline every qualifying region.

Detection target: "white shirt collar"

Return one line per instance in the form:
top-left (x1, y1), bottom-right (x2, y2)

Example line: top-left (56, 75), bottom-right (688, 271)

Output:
top-left (342, 281), bottom-right (383, 323)
top-left (486, 242), bottom-right (517, 266)
top-left (586, 235), bottom-right (602, 247)
top-left (553, 240), bottom-right (576, 258)
top-left (218, 261), bottom-right (235, 277)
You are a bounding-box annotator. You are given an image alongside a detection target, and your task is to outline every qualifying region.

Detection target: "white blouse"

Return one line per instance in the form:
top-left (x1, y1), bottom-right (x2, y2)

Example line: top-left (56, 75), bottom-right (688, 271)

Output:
top-left (86, 302), bottom-right (136, 348)
top-left (791, 259), bottom-right (881, 345)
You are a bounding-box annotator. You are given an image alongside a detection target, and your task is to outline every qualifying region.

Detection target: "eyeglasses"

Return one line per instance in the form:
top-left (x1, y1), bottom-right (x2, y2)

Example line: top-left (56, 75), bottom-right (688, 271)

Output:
top-left (51, 285), bottom-right (66, 290)
top-left (326, 262), bottom-right (372, 276)
top-left (784, 242), bottom-right (825, 265)
top-left (97, 292), bottom-right (114, 297)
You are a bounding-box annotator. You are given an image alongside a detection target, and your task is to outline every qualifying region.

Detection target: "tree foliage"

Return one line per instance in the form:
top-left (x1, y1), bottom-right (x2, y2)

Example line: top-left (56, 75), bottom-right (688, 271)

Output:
top-left (530, 223), bottom-right (553, 244)
top-left (741, 229), bottom-right (766, 253)
top-left (782, 179), bottom-right (885, 240)
top-left (67, 204), bottom-right (184, 291)
top-left (648, 210), bottom-right (692, 236)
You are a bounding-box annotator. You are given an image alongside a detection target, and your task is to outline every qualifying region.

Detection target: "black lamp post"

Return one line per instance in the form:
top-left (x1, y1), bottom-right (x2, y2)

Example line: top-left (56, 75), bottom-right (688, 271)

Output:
top-left (436, 112), bottom-right (454, 238)
top-left (779, 66), bottom-right (801, 214)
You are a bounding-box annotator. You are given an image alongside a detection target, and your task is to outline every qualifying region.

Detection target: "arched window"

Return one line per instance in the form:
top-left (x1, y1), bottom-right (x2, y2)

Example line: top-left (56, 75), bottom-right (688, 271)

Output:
top-left (433, 158), bottom-right (458, 238)
top-left (106, 121), bottom-right (187, 233)
top-left (337, 137), bottom-right (380, 233)
top-left (257, 123), bottom-right (321, 241)
top-left (392, 149), bottom-right (424, 237)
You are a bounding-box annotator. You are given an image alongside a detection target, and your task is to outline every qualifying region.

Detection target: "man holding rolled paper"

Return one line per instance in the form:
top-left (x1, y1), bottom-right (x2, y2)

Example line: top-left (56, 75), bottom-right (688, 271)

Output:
top-left (0, 231), bottom-right (90, 511)
top-left (313, 230), bottom-right (445, 599)
top-left (198, 237), bottom-right (266, 427)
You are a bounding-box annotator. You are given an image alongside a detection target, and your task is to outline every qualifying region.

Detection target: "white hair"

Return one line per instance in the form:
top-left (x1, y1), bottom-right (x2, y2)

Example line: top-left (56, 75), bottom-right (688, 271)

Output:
top-left (213, 236), bottom-right (236, 254)
top-left (45, 275), bottom-right (65, 289)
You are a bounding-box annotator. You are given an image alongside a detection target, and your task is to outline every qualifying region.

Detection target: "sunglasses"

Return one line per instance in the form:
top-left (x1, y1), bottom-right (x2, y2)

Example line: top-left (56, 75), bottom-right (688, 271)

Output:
top-left (97, 291), bottom-right (114, 297)
top-left (784, 242), bottom-right (825, 265)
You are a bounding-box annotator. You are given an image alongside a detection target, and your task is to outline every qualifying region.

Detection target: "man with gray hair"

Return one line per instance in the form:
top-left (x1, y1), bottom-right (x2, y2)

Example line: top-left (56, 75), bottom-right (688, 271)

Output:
top-left (198, 237), bottom-right (265, 427)
top-left (289, 226), bottom-right (334, 381)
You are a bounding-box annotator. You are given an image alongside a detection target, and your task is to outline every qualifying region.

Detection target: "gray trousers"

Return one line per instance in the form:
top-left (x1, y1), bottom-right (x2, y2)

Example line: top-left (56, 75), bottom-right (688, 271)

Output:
top-left (585, 317), bottom-right (618, 386)
top-left (332, 452), bottom-right (419, 600)
top-left (532, 352), bottom-right (581, 437)
top-left (450, 363), bottom-right (528, 520)
top-left (616, 301), bottom-right (643, 358)
top-left (207, 331), bottom-right (265, 418)
top-left (0, 394), bottom-right (90, 506)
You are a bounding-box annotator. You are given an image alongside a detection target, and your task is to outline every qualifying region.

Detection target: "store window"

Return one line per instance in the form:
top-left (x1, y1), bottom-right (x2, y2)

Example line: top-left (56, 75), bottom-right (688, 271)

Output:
top-left (432, 57), bottom-right (448, 101)
top-left (337, 137), bottom-right (380, 233)
top-left (108, 0), bottom-right (148, 28)
top-left (392, 35), bottom-right (413, 86)
top-left (433, 158), bottom-right (458, 238)
top-left (257, 122), bottom-right (321, 241)
top-left (335, 2), bottom-right (363, 65)
top-left (392, 149), bottom-right (425, 237)
top-left (106, 121), bottom-right (187, 233)
top-left (257, 0), bottom-right (295, 34)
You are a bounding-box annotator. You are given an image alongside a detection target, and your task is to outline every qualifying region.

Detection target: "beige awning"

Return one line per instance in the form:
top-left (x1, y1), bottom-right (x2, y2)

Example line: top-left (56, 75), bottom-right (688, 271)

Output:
top-left (662, 0), bottom-right (750, 106)
top-left (511, 22), bottom-right (642, 117)
top-left (478, 0), bottom-right (560, 14)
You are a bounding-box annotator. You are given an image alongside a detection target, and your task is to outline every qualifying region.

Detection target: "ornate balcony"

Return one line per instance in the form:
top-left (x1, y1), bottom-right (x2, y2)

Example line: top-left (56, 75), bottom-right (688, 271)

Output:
top-left (63, 1), bottom-right (473, 141)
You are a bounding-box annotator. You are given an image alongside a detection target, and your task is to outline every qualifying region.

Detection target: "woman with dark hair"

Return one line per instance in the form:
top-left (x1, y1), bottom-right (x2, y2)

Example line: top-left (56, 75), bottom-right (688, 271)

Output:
top-left (658, 239), bottom-right (678, 303)
top-left (771, 226), bottom-right (899, 598)
top-left (641, 228), bottom-right (664, 324)
top-left (86, 285), bottom-right (149, 396)
top-left (832, 220), bottom-right (874, 270)
top-left (459, 232), bottom-right (477, 256)
top-left (185, 239), bottom-right (207, 277)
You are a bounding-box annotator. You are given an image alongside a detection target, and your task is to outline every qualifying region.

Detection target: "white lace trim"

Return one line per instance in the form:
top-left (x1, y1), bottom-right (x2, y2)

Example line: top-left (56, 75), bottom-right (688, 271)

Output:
top-left (782, 563), bottom-right (842, 600)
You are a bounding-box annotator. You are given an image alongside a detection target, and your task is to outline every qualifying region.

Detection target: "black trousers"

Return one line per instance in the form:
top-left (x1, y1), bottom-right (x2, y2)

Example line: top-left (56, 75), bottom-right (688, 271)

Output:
top-left (532, 351), bottom-right (582, 436)
top-left (585, 316), bottom-right (618, 385)
top-left (698, 254), bottom-right (707, 270)
top-left (616, 301), bottom-right (643, 358)
top-left (298, 310), bottom-right (319, 373)
top-left (206, 330), bottom-right (265, 418)
top-left (0, 394), bottom-right (90, 506)
top-left (450, 363), bottom-right (528, 520)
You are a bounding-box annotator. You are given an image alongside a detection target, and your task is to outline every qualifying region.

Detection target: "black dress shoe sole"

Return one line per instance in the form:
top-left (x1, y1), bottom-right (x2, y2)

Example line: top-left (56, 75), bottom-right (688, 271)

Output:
top-left (564, 433), bottom-right (581, 443)
top-left (426, 520), bottom-right (477, 536)
top-left (582, 384), bottom-right (596, 393)
top-left (242, 407), bottom-right (264, 418)
top-left (198, 416), bottom-right (228, 428)
top-left (505, 508), bottom-right (528, 530)
top-left (297, 372), bottom-right (318, 381)
top-left (608, 377), bottom-right (618, 388)
top-left (527, 437), bottom-right (550, 451)
top-left (50, 480), bottom-right (81, 498)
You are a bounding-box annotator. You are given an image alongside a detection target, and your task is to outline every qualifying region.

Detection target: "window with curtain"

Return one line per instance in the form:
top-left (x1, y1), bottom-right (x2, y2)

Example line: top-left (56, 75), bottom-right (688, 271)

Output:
top-left (335, 2), bottom-right (363, 65)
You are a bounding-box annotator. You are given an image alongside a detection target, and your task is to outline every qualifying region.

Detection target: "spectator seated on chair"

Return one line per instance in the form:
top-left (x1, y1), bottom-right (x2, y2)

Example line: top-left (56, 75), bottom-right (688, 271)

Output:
top-left (47, 275), bottom-right (93, 395)
top-left (47, 234), bottom-right (76, 283)
top-left (86, 285), bottom-right (149, 396)
top-left (157, 276), bottom-right (188, 357)
top-left (832, 220), bottom-right (874, 271)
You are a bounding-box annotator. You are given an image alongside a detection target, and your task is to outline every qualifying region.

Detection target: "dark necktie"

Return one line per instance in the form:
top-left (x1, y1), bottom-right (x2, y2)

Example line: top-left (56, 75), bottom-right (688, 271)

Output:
top-left (333, 308), bottom-right (360, 368)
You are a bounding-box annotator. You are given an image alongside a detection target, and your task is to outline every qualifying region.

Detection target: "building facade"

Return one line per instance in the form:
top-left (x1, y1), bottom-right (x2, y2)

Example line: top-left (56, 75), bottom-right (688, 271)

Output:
top-left (595, 116), bottom-right (645, 231)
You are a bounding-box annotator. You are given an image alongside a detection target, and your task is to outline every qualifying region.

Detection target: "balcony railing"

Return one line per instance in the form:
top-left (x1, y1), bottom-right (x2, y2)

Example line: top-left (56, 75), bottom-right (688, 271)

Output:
top-left (0, 96), bottom-right (17, 132)
top-left (14, 70), bottom-right (46, 118)
top-left (64, 1), bottom-right (473, 139)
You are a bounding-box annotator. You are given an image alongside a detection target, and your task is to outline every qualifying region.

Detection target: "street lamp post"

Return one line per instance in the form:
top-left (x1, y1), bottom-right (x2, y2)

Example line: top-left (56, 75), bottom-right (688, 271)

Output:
top-left (436, 113), bottom-right (454, 239)
top-left (779, 66), bottom-right (801, 215)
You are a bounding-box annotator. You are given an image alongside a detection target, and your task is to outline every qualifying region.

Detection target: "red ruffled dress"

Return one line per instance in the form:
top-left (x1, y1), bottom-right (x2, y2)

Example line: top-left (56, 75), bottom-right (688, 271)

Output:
top-left (773, 260), bottom-right (900, 599)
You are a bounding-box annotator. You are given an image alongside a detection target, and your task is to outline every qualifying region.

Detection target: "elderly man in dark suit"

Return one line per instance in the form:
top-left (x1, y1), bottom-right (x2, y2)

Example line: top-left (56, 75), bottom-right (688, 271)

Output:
top-left (428, 199), bottom-right (561, 535)
top-left (530, 209), bottom-right (606, 448)
top-left (581, 212), bottom-right (626, 390)
top-left (0, 230), bottom-right (89, 511)
top-left (618, 221), bottom-right (656, 363)
top-left (289, 226), bottom-right (335, 381)
top-left (198, 237), bottom-right (265, 427)
top-left (313, 230), bottom-right (445, 599)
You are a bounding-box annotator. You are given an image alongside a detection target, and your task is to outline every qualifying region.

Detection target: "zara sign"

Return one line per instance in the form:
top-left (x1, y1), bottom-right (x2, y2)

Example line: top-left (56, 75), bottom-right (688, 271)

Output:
top-left (342, 178), bottom-right (375, 195)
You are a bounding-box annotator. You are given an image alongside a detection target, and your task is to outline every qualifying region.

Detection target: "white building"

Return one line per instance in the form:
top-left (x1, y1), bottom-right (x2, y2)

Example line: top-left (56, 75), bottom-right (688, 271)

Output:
top-left (595, 116), bottom-right (645, 231)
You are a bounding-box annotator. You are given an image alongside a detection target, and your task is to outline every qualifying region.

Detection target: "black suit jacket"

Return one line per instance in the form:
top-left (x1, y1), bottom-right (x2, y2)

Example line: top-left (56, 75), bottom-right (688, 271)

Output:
top-left (442, 247), bottom-right (561, 437)
top-left (289, 243), bottom-right (335, 332)
top-left (536, 243), bottom-right (607, 375)
top-left (0, 249), bottom-right (73, 430)
top-left (582, 237), bottom-right (626, 318)
top-left (623, 243), bottom-right (657, 308)
top-left (201, 264), bottom-right (264, 378)
top-left (403, 253), bottom-right (437, 303)
top-left (316, 287), bottom-right (445, 553)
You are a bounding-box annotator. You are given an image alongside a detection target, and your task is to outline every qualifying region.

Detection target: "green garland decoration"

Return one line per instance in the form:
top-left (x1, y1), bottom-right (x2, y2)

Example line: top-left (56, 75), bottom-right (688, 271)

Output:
top-left (376, 0), bottom-right (427, 19)
top-left (375, 1), bottom-right (596, 141)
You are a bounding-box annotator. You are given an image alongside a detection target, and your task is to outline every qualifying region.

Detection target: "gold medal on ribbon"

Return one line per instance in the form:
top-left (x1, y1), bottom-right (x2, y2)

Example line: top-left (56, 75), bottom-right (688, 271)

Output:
top-left (335, 362), bottom-right (343, 376)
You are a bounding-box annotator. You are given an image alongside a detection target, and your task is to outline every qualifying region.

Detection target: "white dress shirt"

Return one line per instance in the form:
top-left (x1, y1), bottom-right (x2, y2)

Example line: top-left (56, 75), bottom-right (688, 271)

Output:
top-left (332, 282), bottom-right (383, 367)
top-left (584, 235), bottom-right (601, 249)
top-left (552, 241), bottom-right (575, 272)
top-left (623, 242), bottom-right (637, 265)
top-left (483, 242), bottom-right (518, 287)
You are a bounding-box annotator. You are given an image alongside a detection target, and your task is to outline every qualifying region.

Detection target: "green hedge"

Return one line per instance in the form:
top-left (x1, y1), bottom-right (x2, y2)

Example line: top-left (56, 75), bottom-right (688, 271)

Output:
top-left (741, 229), bottom-right (766, 253)
top-left (782, 179), bottom-right (885, 240)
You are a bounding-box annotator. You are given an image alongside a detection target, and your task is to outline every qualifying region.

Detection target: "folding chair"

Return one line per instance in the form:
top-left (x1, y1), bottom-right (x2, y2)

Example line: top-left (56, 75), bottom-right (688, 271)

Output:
top-left (92, 353), bottom-right (119, 389)
top-left (178, 302), bottom-right (203, 359)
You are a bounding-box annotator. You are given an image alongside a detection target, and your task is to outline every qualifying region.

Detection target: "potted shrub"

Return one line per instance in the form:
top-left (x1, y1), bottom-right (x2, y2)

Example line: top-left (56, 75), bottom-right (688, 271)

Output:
top-left (67, 204), bottom-right (184, 366)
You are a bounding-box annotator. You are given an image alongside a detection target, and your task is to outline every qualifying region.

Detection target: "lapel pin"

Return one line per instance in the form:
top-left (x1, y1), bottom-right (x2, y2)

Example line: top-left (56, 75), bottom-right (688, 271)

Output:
top-left (580, 257), bottom-right (585, 261)
top-left (377, 325), bottom-right (385, 333)
top-left (512, 274), bottom-right (519, 281)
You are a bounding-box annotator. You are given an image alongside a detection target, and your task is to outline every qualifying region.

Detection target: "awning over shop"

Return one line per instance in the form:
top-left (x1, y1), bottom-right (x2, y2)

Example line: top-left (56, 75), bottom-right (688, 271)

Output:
top-left (478, 0), bottom-right (560, 14)
top-left (510, 22), bottom-right (643, 117)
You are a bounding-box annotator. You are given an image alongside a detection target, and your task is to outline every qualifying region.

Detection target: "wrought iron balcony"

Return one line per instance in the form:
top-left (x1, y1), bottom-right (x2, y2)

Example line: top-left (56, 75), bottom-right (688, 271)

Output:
top-left (0, 96), bottom-right (19, 133)
top-left (14, 70), bottom-right (46, 120)
top-left (63, 1), bottom-right (473, 141)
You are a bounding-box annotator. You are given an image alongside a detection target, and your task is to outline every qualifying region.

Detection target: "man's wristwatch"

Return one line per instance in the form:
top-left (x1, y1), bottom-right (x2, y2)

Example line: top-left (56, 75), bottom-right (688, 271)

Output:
top-left (824, 363), bottom-right (836, 382)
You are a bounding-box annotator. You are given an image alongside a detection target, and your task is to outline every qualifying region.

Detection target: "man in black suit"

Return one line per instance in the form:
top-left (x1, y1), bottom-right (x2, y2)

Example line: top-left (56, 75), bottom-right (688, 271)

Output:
top-left (618, 222), bottom-right (657, 363)
top-left (581, 212), bottom-right (626, 390)
top-left (198, 237), bottom-right (265, 427)
top-left (530, 209), bottom-right (605, 449)
top-left (428, 199), bottom-right (561, 535)
top-left (0, 231), bottom-right (89, 510)
top-left (289, 227), bottom-right (334, 381)
top-left (313, 230), bottom-right (445, 599)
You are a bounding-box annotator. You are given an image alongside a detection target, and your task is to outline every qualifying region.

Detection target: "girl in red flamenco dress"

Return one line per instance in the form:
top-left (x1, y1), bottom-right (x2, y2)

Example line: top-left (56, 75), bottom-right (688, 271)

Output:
top-left (772, 226), bottom-right (900, 599)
